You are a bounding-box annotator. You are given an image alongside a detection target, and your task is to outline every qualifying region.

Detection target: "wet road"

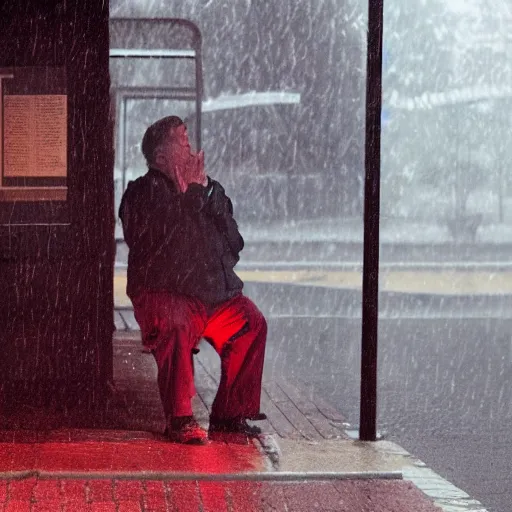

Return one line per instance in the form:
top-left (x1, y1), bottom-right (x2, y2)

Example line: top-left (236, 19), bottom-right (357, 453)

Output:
top-left (117, 239), bottom-right (512, 267)
top-left (248, 283), bottom-right (512, 512)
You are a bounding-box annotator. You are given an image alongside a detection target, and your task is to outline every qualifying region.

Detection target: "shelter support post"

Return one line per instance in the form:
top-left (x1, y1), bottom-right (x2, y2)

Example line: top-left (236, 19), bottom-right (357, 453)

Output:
top-left (359, 0), bottom-right (384, 442)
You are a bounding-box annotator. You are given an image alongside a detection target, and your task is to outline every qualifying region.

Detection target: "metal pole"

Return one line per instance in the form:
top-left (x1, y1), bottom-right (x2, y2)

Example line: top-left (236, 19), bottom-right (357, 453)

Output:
top-left (498, 105), bottom-right (504, 223)
top-left (195, 42), bottom-right (203, 151)
top-left (359, 0), bottom-right (384, 442)
top-left (121, 96), bottom-right (127, 193)
top-left (499, 161), bottom-right (504, 223)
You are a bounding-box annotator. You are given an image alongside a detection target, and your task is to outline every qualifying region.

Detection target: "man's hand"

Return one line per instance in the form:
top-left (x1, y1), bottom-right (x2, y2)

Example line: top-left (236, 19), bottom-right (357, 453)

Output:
top-left (176, 150), bottom-right (207, 193)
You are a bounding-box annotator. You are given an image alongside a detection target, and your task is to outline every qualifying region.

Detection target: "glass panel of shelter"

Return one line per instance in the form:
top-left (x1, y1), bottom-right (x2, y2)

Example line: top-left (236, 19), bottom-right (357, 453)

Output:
top-left (109, 18), bottom-right (203, 242)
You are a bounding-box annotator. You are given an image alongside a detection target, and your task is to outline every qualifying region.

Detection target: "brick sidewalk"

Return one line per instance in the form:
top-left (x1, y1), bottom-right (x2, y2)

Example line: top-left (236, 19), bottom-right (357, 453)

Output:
top-left (0, 477), bottom-right (443, 511)
top-left (0, 335), bottom-right (483, 511)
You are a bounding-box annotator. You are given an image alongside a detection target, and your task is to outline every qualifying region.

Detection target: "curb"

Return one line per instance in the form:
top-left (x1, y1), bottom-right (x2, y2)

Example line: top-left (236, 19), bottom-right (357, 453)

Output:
top-left (258, 428), bottom-right (490, 512)
top-left (260, 433), bottom-right (490, 511)
top-left (345, 436), bottom-right (490, 512)
top-left (0, 469), bottom-right (404, 482)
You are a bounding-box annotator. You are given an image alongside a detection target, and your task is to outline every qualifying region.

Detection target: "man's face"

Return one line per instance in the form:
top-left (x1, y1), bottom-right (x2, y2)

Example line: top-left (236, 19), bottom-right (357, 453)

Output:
top-left (156, 124), bottom-right (193, 173)
top-left (168, 124), bottom-right (192, 167)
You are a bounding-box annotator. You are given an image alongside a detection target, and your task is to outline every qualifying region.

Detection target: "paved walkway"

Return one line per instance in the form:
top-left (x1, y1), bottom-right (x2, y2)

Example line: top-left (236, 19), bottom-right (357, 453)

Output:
top-left (0, 335), bottom-right (489, 511)
top-left (0, 476), bottom-right (443, 511)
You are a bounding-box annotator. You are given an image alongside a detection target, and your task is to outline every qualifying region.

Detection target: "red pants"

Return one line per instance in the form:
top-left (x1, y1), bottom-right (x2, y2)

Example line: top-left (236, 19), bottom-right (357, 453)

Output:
top-left (132, 292), bottom-right (267, 422)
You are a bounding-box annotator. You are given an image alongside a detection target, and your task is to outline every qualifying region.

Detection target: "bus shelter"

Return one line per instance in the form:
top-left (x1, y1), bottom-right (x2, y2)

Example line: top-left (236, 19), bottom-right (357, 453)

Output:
top-left (109, 6), bottom-right (385, 441)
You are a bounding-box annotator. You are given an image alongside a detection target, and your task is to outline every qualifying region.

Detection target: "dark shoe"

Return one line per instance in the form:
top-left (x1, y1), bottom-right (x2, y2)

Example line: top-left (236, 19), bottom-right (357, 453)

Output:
top-left (208, 417), bottom-right (262, 437)
top-left (166, 416), bottom-right (208, 445)
top-left (246, 412), bottom-right (267, 421)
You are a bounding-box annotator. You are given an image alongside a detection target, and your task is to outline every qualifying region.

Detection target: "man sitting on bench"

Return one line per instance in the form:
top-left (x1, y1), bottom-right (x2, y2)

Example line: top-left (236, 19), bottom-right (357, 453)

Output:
top-left (119, 116), bottom-right (267, 444)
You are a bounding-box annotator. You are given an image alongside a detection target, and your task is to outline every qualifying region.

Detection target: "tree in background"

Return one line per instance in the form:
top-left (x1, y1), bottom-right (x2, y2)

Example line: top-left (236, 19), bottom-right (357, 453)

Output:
top-left (381, 0), bottom-right (459, 217)
top-left (382, 0), bottom-right (512, 225)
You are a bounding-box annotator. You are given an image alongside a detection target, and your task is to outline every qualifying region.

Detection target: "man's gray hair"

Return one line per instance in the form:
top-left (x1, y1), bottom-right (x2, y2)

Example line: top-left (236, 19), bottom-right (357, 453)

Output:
top-left (141, 115), bottom-right (184, 166)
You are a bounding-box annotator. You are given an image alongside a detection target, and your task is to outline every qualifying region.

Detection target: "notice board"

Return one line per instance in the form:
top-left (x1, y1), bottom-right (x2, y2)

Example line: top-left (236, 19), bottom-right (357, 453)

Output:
top-left (0, 67), bottom-right (67, 201)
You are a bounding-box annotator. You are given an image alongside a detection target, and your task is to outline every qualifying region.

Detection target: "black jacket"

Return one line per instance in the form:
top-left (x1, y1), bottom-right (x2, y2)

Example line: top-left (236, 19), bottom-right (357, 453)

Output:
top-left (119, 168), bottom-right (244, 306)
